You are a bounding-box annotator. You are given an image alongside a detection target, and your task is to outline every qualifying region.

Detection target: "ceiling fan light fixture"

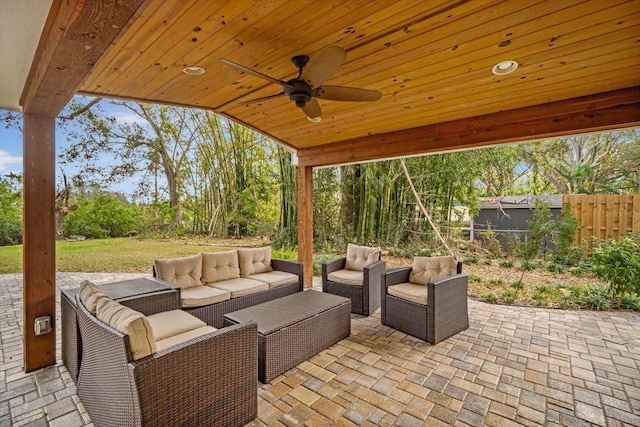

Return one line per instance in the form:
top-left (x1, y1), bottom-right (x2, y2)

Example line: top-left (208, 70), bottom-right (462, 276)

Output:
top-left (183, 66), bottom-right (205, 75)
top-left (307, 116), bottom-right (322, 123)
top-left (492, 60), bottom-right (518, 75)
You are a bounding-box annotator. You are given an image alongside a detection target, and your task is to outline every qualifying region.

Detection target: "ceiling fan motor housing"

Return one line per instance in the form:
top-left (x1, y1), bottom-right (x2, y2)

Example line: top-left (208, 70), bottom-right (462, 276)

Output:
top-left (284, 79), bottom-right (314, 107)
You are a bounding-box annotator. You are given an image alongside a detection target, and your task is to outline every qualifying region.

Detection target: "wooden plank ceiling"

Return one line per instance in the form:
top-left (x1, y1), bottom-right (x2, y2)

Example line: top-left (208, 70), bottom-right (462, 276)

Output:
top-left (79, 0), bottom-right (640, 161)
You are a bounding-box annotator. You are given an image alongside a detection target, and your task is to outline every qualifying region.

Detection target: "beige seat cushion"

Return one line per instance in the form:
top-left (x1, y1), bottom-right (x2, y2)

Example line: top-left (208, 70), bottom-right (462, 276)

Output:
top-left (409, 256), bottom-right (457, 285)
top-left (180, 285), bottom-right (231, 308)
top-left (388, 282), bottom-right (428, 305)
top-left (79, 280), bottom-right (112, 315)
top-left (95, 298), bottom-right (156, 361)
top-left (327, 269), bottom-right (364, 286)
top-left (201, 250), bottom-right (240, 284)
top-left (248, 271), bottom-right (298, 288)
top-left (147, 309), bottom-right (208, 341)
top-left (345, 243), bottom-right (381, 271)
top-left (154, 254), bottom-right (203, 289)
top-left (155, 326), bottom-right (217, 352)
top-left (237, 247), bottom-right (273, 276)
top-left (209, 277), bottom-right (268, 298)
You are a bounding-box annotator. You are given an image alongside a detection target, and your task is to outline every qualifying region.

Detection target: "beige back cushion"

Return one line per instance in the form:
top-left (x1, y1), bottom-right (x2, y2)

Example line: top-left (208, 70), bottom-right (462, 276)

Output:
top-left (79, 280), bottom-right (112, 315)
top-left (409, 256), bottom-right (457, 285)
top-left (345, 243), bottom-right (381, 271)
top-left (96, 297), bottom-right (156, 361)
top-left (154, 254), bottom-right (202, 289)
top-left (237, 247), bottom-right (273, 276)
top-left (201, 250), bottom-right (240, 284)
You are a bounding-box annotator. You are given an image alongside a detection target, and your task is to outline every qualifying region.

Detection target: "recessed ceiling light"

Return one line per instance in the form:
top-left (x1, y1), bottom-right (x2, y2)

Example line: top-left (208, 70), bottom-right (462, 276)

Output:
top-left (492, 60), bottom-right (518, 75)
top-left (183, 66), bottom-right (205, 75)
top-left (307, 116), bottom-right (322, 123)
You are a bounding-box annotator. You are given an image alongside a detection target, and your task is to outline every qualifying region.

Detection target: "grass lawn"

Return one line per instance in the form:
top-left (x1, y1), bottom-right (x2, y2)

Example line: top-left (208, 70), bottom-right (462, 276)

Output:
top-left (0, 237), bottom-right (245, 274)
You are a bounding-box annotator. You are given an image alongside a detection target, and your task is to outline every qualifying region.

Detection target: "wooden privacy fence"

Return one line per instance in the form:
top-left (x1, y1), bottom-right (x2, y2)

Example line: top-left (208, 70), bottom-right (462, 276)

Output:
top-left (564, 194), bottom-right (640, 244)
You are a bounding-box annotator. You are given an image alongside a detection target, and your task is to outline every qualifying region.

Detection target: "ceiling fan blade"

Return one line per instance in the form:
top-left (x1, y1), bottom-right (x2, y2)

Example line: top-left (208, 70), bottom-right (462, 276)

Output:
top-left (316, 85), bottom-right (382, 102)
top-left (241, 93), bottom-right (286, 105)
top-left (300, 46), bottom-right (346, 89)
top-left (301, 98), bottom-right (322, 121)
top-left (219, 58), bottom-right (293, 88)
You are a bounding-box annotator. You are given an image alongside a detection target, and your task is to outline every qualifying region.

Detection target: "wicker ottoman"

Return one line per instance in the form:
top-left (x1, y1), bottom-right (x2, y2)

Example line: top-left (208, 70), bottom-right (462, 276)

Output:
top-left (224, 290), bottom-right (351, 383)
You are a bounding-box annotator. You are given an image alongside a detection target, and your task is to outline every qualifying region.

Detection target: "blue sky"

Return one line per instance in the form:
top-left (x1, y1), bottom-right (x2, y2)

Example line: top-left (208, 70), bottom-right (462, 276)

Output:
top-left (0, 100), bottom-right (149, 195)
top-left (0, 113), bottom-right (25, 175)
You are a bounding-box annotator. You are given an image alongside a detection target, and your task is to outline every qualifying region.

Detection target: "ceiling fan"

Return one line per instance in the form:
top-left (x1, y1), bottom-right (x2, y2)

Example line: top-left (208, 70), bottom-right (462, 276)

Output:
top-left (219, 46), bottom-right (381, 122)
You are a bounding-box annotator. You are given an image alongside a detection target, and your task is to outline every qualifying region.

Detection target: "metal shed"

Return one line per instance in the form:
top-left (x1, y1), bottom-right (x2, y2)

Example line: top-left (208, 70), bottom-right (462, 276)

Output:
top-left (472, 195), bottom-right (563, 249)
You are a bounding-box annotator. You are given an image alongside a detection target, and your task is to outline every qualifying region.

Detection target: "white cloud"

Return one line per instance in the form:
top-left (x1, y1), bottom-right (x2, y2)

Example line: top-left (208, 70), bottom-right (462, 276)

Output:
top-left (0, 149), bottom-right (22, 173)
top-left (113, 112), bottom-right (147, 126)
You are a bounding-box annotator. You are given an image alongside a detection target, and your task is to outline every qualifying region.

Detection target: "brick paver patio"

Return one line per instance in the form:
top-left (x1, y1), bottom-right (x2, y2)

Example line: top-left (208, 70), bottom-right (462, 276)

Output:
top-left (1, 272), bottom-right (639, 426)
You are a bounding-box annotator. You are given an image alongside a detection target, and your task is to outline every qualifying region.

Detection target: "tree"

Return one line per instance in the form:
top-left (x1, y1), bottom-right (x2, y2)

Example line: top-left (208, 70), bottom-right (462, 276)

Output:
top-left (0, 174), bottom-right (22, 245)
top-left (60, 99), bottom-right (199, 227)
top-left (517, 130), bottom-right (638, 194)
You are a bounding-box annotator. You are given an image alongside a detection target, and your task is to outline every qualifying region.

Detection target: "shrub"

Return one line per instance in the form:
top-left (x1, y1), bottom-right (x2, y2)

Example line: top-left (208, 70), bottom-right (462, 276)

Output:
top-left (488, 278), bottom-right (504, 286)
top-left (523, 199), bottom-right (555, 259)
top-left (481, 259), bottom-right (492, 265)
top-left (499, 260), bottom-right (513, 268)
top-left (554, 206), bottom-right (580, 265)
top-left (482, 292), bottom-right (498, 304)
top-left (272, 246), bottom-right (298, 260)
top-left (470, 275), bottom-right (483, 283)
top-left (0, 176), bottom-right (23, 246)
top-left (521, 259), bottom-right (537, 271)
top-left (579, 285), bottom-right (611, 311)
top-left (532, 292), bottom-right (549, 307)
top-left (63, 193), bottom-right (141, 238)
top-left (511, 280), bottom-right (525, 290)
top-left (465, 254), bottom-right (478, 264)
top-left (502, 290), bottom-right (518, 304)
top-left (546, 262), bottom-right (565, 273)
top-left (312, 254), bottom-right (335, 275)
top-left (592, 235), bottom-right (640, 302)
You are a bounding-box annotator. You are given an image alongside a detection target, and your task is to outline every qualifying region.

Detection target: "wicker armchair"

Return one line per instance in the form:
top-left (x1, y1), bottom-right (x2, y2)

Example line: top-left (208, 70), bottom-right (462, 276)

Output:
top-left (381, 256), bottom-right (469, 344)
top-left (322, 243), bottom-right (385, 316)
top-left (75, 294), bottom-right (258, 427)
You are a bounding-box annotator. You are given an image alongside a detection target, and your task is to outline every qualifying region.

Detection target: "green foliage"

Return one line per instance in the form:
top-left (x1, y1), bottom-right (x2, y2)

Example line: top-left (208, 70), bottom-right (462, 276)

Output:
top-left (488, 278), bottom-right (504, 286)
top-left (554, 206), bottom-right (580, 265)
top-left (523, 199), bottom-right (555, 259)
top-left (579, 285), bottom-right (611, 311)
top-left (499, 260), bottom-right (513, 268)
top-left (313, 254), bottom-right (336, 276)
top-left (470, 275), bottom-right (482, 282)
top-left (63, 192), bottom-right (140, 238)
top-left (592, 235), bottom-right (640, 301)
top-left (521, 259), bottom-right (537, 271)
top-left (0, 175), bottom-right (22, 246)
top-left (482, 292), bottom-right (498, 304)
top-left (502, 290), bottom-right (518, 304)
top-left (481, 258), bottom-right (492, 265)
top-left (271, 246), bottom-right (298, 260)
top-left (511, 280), bottom-right (525, 290)
top-left (464, 255), bottom-right (479, 264)
top-left (546, 262), bottom-right (565, 273)
top-left (532, 292), bottom-right (549, 307)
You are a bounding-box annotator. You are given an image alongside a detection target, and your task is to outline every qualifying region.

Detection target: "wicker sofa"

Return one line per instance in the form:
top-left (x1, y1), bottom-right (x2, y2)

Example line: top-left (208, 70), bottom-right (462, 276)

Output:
top-left (381, 256), bottom-right (469, 344)
top-left (75, 281), bottom-right (258, 427)
top-left (153, 247), bottom-right (303, 327)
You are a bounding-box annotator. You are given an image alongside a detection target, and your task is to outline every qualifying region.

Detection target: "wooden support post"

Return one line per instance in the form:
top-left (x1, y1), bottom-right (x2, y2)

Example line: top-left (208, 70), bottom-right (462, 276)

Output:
top-left (23, 113), bottom-right (57, 372)
top-left (297, 162), bottom-right (313, 288)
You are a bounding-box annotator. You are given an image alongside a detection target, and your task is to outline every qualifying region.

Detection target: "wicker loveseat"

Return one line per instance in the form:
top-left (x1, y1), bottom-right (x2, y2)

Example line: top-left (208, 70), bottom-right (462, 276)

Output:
top-left (381, 256), bottom-right (469, 344)
top-left (75, 281), bottom-right (257, 427)
top-left (153, 246), bottom-right (303, 327)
